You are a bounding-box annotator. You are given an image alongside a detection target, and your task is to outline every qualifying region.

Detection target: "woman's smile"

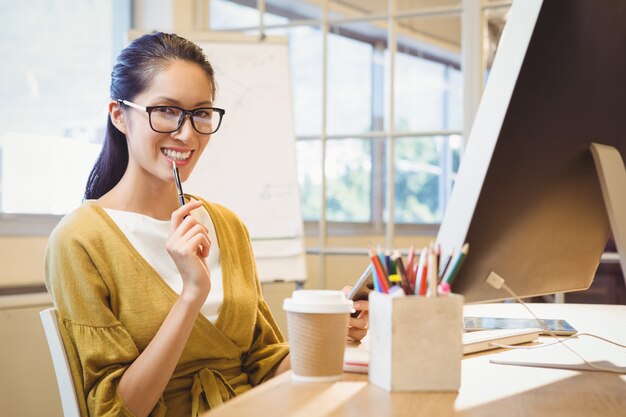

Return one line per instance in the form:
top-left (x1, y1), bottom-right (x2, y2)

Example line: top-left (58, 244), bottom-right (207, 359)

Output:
top-left (161, 146), bottom-right (194, 166)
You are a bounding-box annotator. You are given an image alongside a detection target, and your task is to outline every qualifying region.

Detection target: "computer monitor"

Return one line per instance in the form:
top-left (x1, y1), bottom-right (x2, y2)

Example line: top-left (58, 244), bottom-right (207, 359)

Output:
top-left (436, 0), bottom-right (626, 303)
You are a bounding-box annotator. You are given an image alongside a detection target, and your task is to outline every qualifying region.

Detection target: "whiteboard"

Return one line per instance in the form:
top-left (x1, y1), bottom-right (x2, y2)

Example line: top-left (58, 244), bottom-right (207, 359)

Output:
top-left (183, 34), bottom-right (306, 283)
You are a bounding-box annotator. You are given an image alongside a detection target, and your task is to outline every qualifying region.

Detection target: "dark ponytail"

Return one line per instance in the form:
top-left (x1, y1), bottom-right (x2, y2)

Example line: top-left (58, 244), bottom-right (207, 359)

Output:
top-left (84, 32), bottom-right (216, 200)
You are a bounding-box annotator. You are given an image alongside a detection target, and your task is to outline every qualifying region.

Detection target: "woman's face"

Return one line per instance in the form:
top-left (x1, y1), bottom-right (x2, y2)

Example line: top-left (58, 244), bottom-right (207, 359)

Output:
top-left (112, 60), bottom-right (215, 185)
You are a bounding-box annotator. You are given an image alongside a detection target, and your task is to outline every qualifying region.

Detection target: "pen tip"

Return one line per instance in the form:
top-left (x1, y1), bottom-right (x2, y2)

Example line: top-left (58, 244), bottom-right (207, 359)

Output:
top-left (172, 160), bottom-right (177, 168)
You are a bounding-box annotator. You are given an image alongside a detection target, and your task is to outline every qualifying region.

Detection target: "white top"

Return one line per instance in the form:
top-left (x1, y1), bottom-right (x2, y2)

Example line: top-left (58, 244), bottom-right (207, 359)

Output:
top-left (104, 204), bottom-right (223, 323)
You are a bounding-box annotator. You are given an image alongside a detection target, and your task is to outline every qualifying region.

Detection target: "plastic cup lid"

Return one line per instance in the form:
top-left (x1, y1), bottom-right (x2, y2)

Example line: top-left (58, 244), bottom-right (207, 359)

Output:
top-left (283, 290), bottom-right (353, 314)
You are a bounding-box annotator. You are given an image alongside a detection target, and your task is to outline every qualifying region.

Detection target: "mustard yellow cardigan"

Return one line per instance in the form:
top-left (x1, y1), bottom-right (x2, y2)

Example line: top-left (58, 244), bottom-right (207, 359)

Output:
top-left (45, 198), bottom-right (289, 417)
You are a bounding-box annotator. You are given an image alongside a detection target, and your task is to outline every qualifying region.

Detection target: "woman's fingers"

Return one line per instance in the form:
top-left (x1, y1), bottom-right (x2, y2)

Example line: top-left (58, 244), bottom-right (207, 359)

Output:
top-left (341, 286), bottom-right (351, 296)
top-left (352, 300), bottom-right (369, 312)
top-left (168, 224), bottom-right (210, 257)
top-left (183, 224), bottom-right (210, 257)
top-left (349, 312), bottom-right (369, 330)
top-left (165, 201), bottom-right (213, 302)
top-left (348, 326), bottom-right (368, 342)
top-left (352, 299), bottom-right (369, 316)
top-left (181, 223), bottom-right (210, 243)
top-left (347, 299), bottom-right (369, 342)
top-left (177, 217), bottom-right (209, 241)
top-left (170, 200), bottom-right (203, 232)
top-left (186, 232), bottom-right (211, 258)
top-left (167, 221), bottom-right (210, 261)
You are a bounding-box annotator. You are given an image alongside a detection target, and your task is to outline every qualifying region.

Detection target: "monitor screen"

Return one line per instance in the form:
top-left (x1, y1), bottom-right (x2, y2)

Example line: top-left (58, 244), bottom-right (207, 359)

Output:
top-left (436, 0), bottom-right (626, 303)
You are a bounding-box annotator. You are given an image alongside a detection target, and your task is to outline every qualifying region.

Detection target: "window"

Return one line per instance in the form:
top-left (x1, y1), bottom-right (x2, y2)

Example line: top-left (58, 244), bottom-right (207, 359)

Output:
top-left (208, 0), bottom-right (464, 231)
top-left (326, 138), bottom-right (372, 222)
top-left (392, 134), bottom-right (462, 224)
top-left (327, 33), bottom-right (373, 135)
top-left (0, 0), bottom-right (130, 215)
top-left (388, 54), bottom-right (463, 224)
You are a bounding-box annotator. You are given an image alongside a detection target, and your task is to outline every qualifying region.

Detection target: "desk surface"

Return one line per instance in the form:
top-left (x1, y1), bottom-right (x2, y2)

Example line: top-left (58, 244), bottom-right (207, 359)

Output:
top-left (204, 303), bottom-right (626, 417)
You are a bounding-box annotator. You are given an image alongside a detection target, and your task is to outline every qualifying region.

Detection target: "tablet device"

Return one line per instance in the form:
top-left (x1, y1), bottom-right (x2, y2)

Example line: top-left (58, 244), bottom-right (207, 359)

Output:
top-left (347, 264), bottom-right (374, 317)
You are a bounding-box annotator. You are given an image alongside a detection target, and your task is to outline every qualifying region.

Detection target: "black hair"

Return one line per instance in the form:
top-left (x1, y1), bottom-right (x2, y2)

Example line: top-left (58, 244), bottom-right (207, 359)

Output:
top-left (84, 32), bottom-right (216, 200)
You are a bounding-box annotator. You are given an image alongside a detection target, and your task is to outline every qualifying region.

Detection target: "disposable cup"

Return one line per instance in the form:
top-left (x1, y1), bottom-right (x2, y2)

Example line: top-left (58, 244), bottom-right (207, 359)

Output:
top-left (283, 290), bottom-right (353, 382)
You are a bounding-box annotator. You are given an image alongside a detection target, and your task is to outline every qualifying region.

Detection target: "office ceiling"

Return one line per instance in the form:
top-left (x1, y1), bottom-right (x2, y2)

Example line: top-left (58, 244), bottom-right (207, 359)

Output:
top-left (321, 0), bottom-right (462, 46)
top-left (333, 0), bottom-right (506, 48)
top-left (264, 0), bottom-right (508, 53)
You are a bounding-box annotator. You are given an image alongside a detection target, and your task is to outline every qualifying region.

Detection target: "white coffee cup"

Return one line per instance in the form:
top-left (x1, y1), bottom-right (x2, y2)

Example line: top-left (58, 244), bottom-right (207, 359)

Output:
top-left (283, 290), bottom-right (353, 382)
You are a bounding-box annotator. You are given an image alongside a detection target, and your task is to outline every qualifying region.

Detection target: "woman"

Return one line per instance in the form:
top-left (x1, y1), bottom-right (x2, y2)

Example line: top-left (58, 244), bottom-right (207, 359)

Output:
top-left (44, 32), bottom-right (369, 417)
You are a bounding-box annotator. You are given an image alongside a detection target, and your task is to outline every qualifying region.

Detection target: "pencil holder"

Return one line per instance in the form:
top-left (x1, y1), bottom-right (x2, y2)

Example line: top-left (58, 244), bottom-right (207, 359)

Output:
top-left (368, 292), bottom-right (464, 392)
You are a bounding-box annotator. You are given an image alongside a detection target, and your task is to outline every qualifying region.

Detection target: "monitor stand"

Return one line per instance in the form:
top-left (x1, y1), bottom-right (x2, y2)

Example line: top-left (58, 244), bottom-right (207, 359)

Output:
top-left (590, 143), bottom-right (626, 286)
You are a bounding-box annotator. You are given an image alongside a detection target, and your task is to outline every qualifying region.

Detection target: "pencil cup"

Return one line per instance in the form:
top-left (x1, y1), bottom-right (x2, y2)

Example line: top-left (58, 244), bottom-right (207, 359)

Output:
top-left (368, 292), bottom-right (464, 392)
top-left (283, 290), bottom-right (353, 382)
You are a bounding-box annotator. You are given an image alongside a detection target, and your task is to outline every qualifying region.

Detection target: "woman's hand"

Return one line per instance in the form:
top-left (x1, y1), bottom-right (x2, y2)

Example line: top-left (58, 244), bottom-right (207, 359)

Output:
top-left (166, 201), bottom-right (212, 305)
top-left (342, 286), bottom-right (369, 342)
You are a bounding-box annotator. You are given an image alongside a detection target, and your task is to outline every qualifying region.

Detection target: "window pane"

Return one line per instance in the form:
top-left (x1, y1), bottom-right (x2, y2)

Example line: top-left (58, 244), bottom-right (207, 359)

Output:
top-left (268, 26), bottom-right (323, 137)
top-left (211, 0), bottom-right (257, 30)
top-left (448, 134), bottom-right (462, 193)
top-left (327, 30), bottom-right (373, 135)
top-left (209, 0), bottom-right (290, 31)
top-left (446, 66), bottom-right (463, 130)
top-left (295, 140), bottom-right (321, 221)
top-left (392, 52), bottom-right (447, 132)
top-left (450, 134), bottom-right (462, 173)
top-left (383, 13), bottom-right (462, 133)
top-left (393, 136), bottom-right (442, 224)
top-left (1, 134), bottom-right (101, 214)
top-left (0, 0), bottom-right (127, 213)
top-left (297, 138), bottom-right (375, 223)
top-left (326, 138), bottom-right (372, 222)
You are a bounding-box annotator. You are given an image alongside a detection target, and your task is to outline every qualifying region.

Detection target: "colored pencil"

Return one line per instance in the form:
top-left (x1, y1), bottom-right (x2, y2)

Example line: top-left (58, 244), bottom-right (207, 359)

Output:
top-left (392, 250), bottom-right (411, 295)
top-left (369, 246), bottom-right (390, 293)
top-left (443, 243), bottom-right (469, 285)
top-left (414, 247), bottom-right (427, 295)
top-left (427, 248), bottom-right (438, 297)
top-left (438, 248), bottom-right (454, 281)
top-left (406, 245), bottom-right (416, 286)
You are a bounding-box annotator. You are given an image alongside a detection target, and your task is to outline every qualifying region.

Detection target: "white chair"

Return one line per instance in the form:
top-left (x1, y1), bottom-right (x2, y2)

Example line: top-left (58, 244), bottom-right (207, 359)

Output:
top-left (40, 308), bottom-right (82, 417)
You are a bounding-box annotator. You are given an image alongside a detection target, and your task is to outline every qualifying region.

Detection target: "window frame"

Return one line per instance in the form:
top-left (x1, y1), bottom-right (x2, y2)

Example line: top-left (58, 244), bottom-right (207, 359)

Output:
top-left (275, 5), bottom-right (464, 236)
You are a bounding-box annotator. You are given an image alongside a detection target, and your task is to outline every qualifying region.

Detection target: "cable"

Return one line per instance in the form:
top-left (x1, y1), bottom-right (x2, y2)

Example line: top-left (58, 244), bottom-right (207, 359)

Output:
top-left (485, 273), bottom-right (625, 374)
top-left (491, 333), bottom-right (626, 350)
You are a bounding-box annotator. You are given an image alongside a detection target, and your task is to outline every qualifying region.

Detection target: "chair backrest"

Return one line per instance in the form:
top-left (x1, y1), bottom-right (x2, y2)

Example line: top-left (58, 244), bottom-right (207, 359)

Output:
top-left (39, 308), bottom-right (81, 417)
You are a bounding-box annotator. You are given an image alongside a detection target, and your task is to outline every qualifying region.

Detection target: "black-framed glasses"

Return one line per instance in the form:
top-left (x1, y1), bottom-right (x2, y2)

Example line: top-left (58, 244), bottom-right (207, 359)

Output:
top-left (118, 99), bottom-right (225, 135)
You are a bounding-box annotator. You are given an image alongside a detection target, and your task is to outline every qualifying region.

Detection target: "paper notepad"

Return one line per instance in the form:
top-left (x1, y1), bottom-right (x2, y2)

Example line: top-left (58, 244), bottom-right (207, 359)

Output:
top-left (343, 329), bottom-right (542, 373)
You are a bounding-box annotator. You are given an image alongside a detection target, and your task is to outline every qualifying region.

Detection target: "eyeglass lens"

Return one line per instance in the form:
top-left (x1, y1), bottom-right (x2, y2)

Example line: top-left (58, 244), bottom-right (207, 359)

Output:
top-left (150, 107), bottom-right (221, 134)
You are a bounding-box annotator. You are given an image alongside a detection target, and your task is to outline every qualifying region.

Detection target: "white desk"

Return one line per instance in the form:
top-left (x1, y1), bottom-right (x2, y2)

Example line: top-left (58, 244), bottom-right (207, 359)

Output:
top-left (203, 303), bottom-right (626, 417)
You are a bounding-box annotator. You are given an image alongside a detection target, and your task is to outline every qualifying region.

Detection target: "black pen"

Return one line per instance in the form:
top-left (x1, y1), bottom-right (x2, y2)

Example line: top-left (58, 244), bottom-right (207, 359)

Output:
top-left (172, 160), bottom-right (185, 207)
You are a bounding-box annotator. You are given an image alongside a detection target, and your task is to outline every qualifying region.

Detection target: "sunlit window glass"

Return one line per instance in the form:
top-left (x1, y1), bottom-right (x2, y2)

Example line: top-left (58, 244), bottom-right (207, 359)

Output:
top-left (295, 140), bottom-right (321, 221)
top-left (0, 0), bottom-right (128, 214)
top-left (327, 33), bottom-right (373, 135)
top-left (391, 52), bottom-right (448, 132)
top-left (326, 139), bottom-right (372, 222)
top-left (393, 137), bottom-right (442, 224)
